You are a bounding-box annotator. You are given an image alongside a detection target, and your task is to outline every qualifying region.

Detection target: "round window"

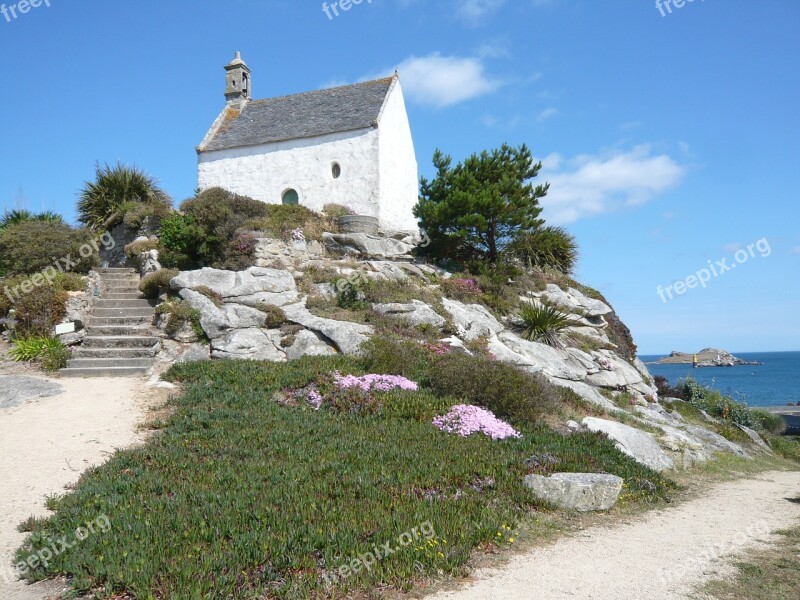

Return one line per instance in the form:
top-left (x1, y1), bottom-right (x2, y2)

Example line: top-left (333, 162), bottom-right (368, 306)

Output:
top-left (332, 162), bottom-right (341, 179)
top-left (282, 189), bottom-right (299, 205)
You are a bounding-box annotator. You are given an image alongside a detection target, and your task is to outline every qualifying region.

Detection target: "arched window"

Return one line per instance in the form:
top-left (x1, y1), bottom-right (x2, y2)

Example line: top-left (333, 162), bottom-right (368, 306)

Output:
top-left (331, 162), bottom-right (341, 179)
top-left (282, 188), bottom-right (299, 205)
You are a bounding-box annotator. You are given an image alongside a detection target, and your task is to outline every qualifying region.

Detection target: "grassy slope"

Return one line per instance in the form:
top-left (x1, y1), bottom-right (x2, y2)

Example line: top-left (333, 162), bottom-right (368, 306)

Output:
top-left (17, 358), bottom-right (674, 599)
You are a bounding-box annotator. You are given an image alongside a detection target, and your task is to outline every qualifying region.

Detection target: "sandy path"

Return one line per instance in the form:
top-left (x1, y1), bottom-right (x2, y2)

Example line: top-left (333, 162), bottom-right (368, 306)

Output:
top-left (429, 470), bottom-right (800, 599)
top-left (0, 376), bottom-right (150, 600)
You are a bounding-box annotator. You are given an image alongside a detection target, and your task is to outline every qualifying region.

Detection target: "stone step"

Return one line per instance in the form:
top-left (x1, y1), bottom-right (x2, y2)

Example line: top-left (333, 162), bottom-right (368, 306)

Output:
top-left (94, 299), bottom-right (157, 309)
top-left (82, 335), bottom-right (160, 349)
top-left (102, 292), bottom-right (146, 300)
top-left (66, 358), bottom-right (154, 369)
top-left (90, 315), bottom-right (153, 326)
top-left (102, 288), bottom-right (142, 295)
top-left (93, 308), bottom-right (156, 319)
top-left (71, 347), bottom-right (159, 359)
top-left (59, 366), bottom-right (150, 378)
top-left (97, 268), bottom-right (136, 274)
top-left (85, 325), bottom-right (151, 337)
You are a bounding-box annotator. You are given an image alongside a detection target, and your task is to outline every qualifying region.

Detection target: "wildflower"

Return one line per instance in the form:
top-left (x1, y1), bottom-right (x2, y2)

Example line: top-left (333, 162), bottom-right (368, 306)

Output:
top-left (291, 228), bottom-right (306, 242)
top-left (333, 372), bottom-right (418, 392)
top-left (433, 404), bottom-right (521, 440)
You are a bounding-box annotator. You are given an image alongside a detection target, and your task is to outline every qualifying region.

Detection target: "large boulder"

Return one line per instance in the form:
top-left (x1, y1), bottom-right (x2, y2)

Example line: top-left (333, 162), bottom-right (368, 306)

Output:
top-left (492, 332), bottom-right (590, 381)
top-left (171, 267), bottom-right (299, 307)
top-left (322, 233), bottom-right (415, 260)
top-left (285, 330), bottom-right (337, 360)
top-left (583, 417), bottom-right (675, 472)
top-left (524, 473), bottom-right (624, 512)
top-left (441, 298), bottom-right (504, 341)
top-left (282, 302), bottom-right (373, 355)
top-left (372, 300), bottom-right (445, 328)
top-left (210, 328), bottom-right (285, 361)
top-left (179, 289), bottom-right (267, 340)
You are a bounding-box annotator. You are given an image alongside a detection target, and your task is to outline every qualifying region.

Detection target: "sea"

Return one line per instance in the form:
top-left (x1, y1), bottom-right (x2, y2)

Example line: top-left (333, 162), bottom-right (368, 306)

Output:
top-left (638, 351), bottom-right (800, 409)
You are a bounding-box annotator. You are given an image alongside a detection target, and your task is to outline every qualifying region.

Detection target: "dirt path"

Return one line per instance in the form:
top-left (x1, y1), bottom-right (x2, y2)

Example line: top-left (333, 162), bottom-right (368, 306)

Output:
top-left (0, 375), bottom-right (153, 600)
top-left (429, 470), bottom-right (800, 599)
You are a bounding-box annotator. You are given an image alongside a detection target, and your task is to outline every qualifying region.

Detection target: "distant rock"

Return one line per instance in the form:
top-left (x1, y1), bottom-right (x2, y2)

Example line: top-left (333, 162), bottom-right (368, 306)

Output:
top-left (656, 348), bottom-right (762, 367)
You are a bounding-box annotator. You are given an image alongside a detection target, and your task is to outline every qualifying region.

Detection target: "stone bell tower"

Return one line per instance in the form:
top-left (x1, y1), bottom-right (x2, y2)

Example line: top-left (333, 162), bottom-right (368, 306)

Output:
top-left (224, 52), bottom-right (251, 104)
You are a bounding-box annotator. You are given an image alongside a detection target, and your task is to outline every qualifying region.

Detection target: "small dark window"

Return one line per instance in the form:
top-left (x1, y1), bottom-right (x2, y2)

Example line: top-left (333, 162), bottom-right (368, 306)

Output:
top-left (332, 162), bottom-right (341, 179)
top-left (282, 188), bottom-right (299, 205)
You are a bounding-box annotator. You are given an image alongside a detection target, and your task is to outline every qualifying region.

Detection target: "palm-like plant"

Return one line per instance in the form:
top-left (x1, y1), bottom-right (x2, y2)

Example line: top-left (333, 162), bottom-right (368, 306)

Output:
top-left (0, 209), bottom-right (64, 234)
top-left (517, 299), bottom-right (573, 347)
top-left (78, 163), bottom-right (171, 229)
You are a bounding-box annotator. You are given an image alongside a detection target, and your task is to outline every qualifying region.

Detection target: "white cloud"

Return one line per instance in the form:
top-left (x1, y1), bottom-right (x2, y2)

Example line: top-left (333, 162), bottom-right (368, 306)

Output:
top-left (456, 0), bottom-right (506, 25)
top-left (537, 145), bottom-right (686, 225)
top-left (536, 107), bottom-right (559, 122)
top-left (365, 53), bottom-right (500, 108)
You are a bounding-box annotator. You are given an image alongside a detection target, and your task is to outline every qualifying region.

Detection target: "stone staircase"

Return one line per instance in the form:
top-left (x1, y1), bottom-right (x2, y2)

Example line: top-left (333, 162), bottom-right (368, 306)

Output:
top-left (60, 268), bottom-right (160, 378)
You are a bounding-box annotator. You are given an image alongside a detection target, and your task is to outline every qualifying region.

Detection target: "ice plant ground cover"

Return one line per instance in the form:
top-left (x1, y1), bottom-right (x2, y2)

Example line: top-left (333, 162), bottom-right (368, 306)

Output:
top-left (333, 372), bottom-right (418, 392)
top-left (17, 357), bottom-right (675, 598)
top-left (434, 404), bottom-right (522, 440)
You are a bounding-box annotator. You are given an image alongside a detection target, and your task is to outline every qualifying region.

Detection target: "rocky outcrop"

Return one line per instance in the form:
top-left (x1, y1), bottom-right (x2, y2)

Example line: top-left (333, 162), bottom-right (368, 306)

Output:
top-left (211, 328), bottom-right (285, 361)
top-left (284, 330), bottom-right (337, 360)
top-left (171, 267), bottom-right (299, 307)
top-left (524, 473), bottom-right (623, 512)
top-left (322, 232), bottom-right (415, 260)
top-left (441, 299), bottom-right (504, 341)
top-left (583, 417), bottom-right (675, 472)
top-left (373, 300), bottom-right (445, 328)
top-left (282, 302), bottom-right (372, 355)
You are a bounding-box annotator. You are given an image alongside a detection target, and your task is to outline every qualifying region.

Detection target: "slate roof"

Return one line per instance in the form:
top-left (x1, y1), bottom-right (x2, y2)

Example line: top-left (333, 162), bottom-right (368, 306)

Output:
top-left (200, 76), bottom-right (396, 152)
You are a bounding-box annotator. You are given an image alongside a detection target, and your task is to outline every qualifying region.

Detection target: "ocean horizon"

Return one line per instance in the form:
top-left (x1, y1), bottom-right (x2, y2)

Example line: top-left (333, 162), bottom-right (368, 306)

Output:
top-left (639, 351), bottom-right (800, 409)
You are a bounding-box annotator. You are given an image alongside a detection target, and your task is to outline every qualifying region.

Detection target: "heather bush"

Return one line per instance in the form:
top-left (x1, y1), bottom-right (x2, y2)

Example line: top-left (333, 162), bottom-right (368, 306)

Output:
top-left (156, 300), bottom-right (205, 339)
top-left (247, 203), bottom-right (333, 242)
top-left (440, 277), bottom-right (482, 302)
top-left (13, 285), bottom-right (69, 337)
top-left (426, 352), bottom-right (559, 427)
top-left (194, 286), bottom-right (224, 308)
top-left (256, 304), bottom-right (287, 328)
top-left (0, 221), bottom-right (98, 276)
top-left (139, 268), bottom-right (179, 299)
top-left (124, 239), bottom-right (159, 258)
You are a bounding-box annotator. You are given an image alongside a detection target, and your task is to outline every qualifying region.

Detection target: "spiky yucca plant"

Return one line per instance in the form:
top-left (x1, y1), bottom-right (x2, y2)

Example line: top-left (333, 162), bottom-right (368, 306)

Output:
top-left (0, 210), bottom-right (64, 234)
top-left (78, 163), bottom-right (170, 229)
top-left (517, 299), bottom-right (573, 347)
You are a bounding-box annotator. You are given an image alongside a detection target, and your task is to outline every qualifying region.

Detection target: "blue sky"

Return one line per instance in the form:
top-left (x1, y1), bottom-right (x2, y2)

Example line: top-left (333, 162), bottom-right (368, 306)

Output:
top-left (1, 0), bottom-right (798, 354)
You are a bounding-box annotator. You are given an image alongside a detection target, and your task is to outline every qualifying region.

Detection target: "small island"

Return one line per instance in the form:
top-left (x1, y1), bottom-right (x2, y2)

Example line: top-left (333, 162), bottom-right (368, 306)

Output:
top-left (656, 348), bottom-right (763, 367)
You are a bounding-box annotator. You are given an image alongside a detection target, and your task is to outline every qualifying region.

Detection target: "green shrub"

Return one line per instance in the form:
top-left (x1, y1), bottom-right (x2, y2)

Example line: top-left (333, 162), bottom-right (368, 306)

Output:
top-left (256, 304), bottom-right (287, 328)
top-left (750, 409), bottom-right (786, 435)
top-left (41, 340), bottom-right (70, 371)
top-left (322, 203), bottom-right (354, 219)
top-left (124, 239), bottom-right (159, 258)
top-left (120, 200), bottom-right (171, 230)
top-left (766, 435), bottom-right (800, 462)
top-left (139, 268), bottom-right (179, 299)
top-left (157, 300), bottom-right (204, 339)
top-left (0, 210), bottom-right (64, 237)
top-left (9, 337), bottom-right (67, 369)
top-left (194, 286), bottom-right (223, 308)
top-left (509, 226), bottom-right (579, 275)
top-left (9, 337), bottom-right (50, 361)
top-left (0, 221), bottom-right (98, 276)
top-left (679, 378), bottom-right (755, 428)
top-left (246, 203), bottom-right (327, 241)
top-left (52, 272), bottom-right (85, 292)
top-left (425, 352), bottom-right (559, 427)
top-left (440, 277), bottom-right (483, 303)
top-left (13, 285), bottom-right (68, 337)
top-left (517, 300), bottom-right (572, 347)
top-left (78, 163), bottom-right (171, 229)
top-left (361, 336), bottom-right (433, 383)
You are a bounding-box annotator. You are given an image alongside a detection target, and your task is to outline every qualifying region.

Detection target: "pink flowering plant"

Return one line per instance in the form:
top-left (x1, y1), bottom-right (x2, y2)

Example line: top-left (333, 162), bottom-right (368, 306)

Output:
top-left (290, 371), bottom-right (421, 414)
top-left (433, 404), bottom-right (522, 441)
top-left (440, 277), bottom-right (483, 302)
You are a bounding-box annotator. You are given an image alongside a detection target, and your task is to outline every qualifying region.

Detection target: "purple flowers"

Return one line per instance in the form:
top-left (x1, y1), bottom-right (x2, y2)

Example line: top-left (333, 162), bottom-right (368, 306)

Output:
top-left (291, 228), bottom-right (306, 242)
top-left (307, 388), bottom-right (323, 410)
top-left (333, 372), bottom-right (418, 392)
top-left (433, 405), bottom-right (521, 440)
